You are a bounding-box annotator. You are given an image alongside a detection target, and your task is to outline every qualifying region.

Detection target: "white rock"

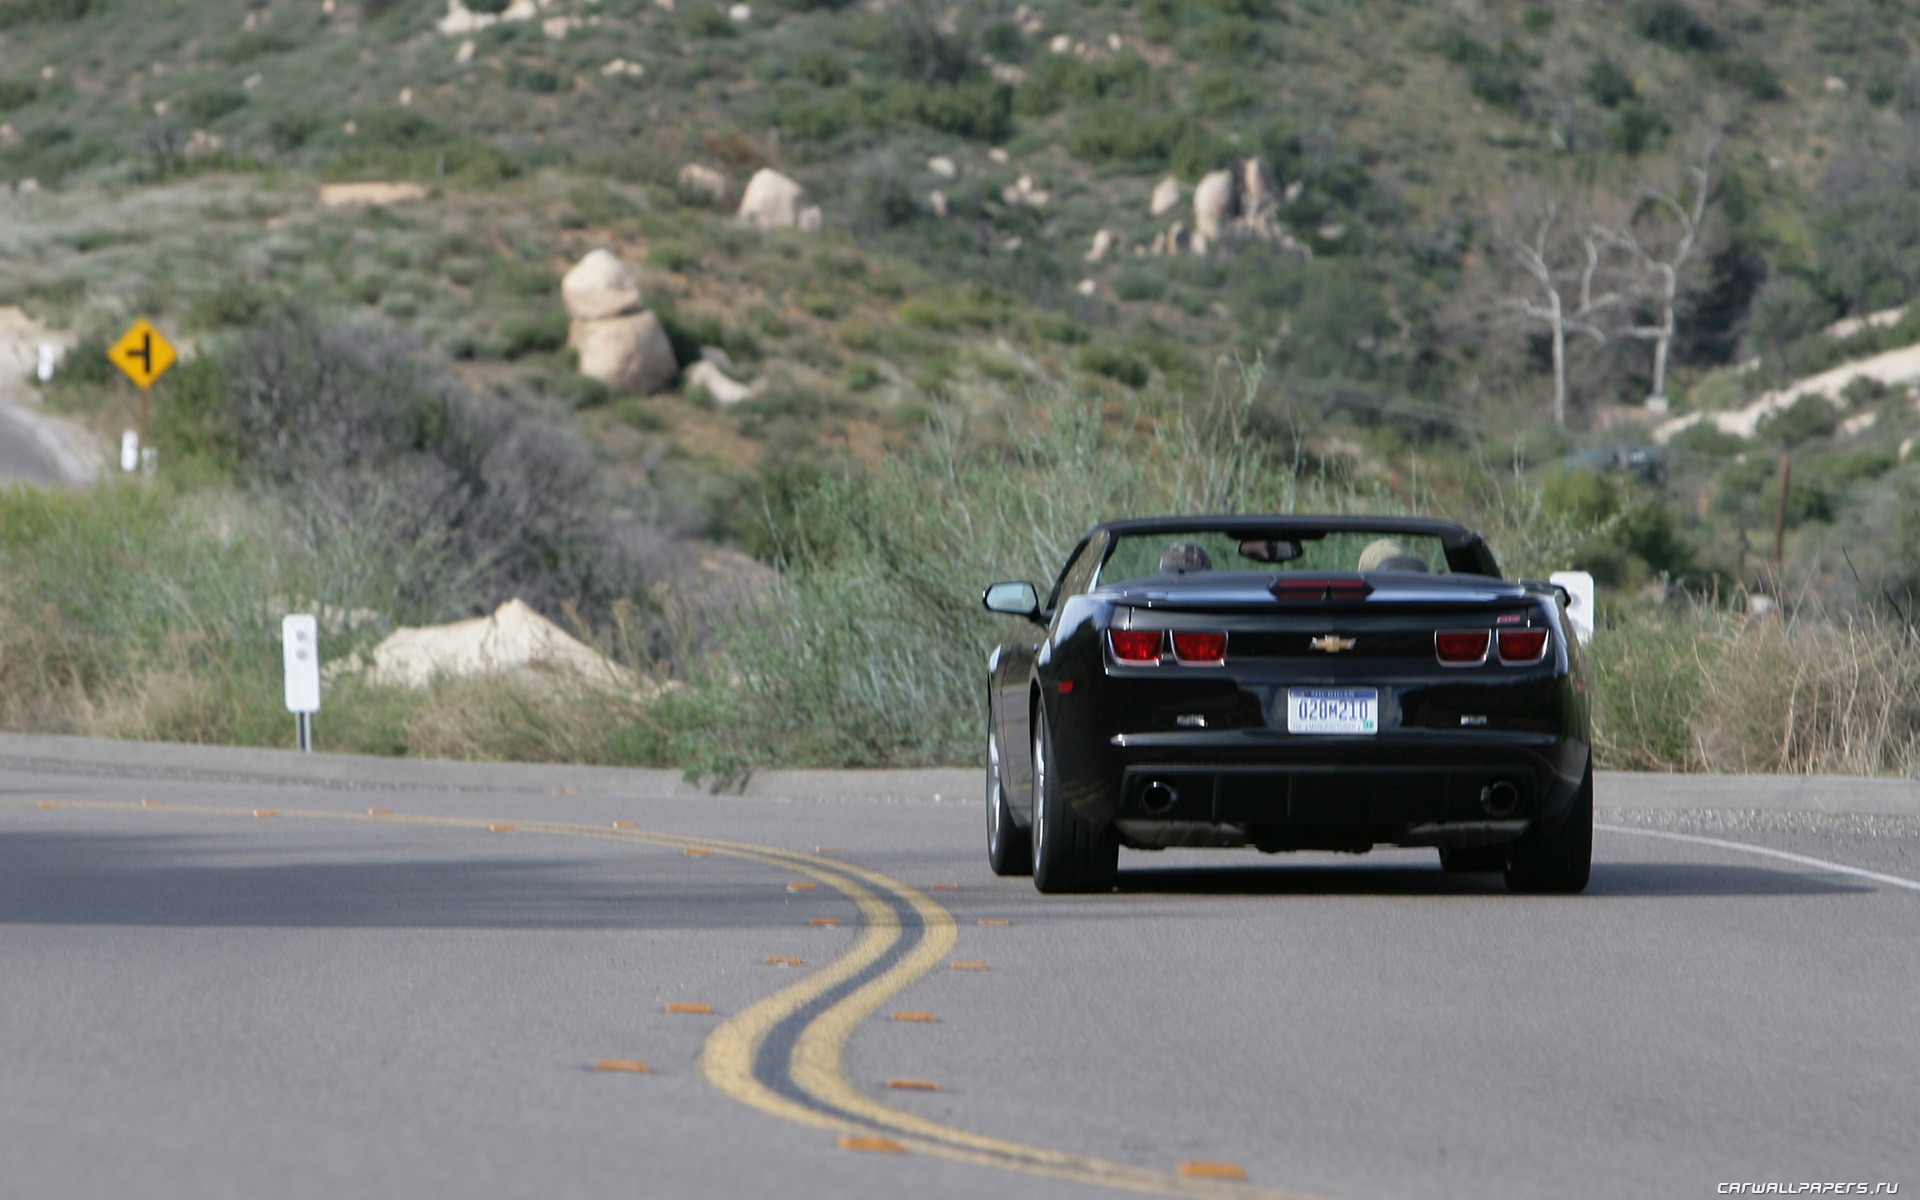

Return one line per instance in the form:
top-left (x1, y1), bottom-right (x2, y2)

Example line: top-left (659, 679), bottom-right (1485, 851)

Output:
top-left (928, 189), bottom-right (948, 218)
top-left (1085, 229), bottom-right (1116, 262)
top-left (242, 73), bottom-right (263, 90)
top-left (677, 162), bottom-right (728, 202)
top-left (572, 311), bottom-right (679, 394)
top-left (1900, 437), bottom-right (1914, 461)
top-left (1150, 175), bottom-right (1181, 217)
top-left (17, 178), bottom-right (39, 194)
top-left (728, 3), bottom-right (751, 21)
top-left (991, 63), bottom-right (1026, 86)
top-left (1049, 33), bottom-right (1071, 54)
top-left (561, 249), bottom-right (643, 321)
top-left (542, 15), bottom-right (573, 38)
top-left (1076, 278), bottom-right (1097, 297)
top-left (738, 168), bottom-right (811, 230)
top-left (927, 155), bottom-right (957, 178)
top-left (318, 181), bottom-right (428, 207)
top-left (1824, 76), bottom-right (1848, 92)
top-left (1193, 169), bottom-right (1237, 242)
top-left (1839, 411), bottom-right (1879, 437)
top-left (398, 86), bottom-right (415, 106)
top-left (699, 346), bottom-right (739, 375)
top-left (455, 39), bottom-right (476, 64)
top-left (1106, 33), bottom-right (1122, 50)
top-left (1241, 156), bottom-right (1281, 216)
top-left (797, 205), bottom-right (824, 233)
top-left (364, 599), bottom-right (631, 690)
top-left (1001, 236), bottom-right (1023, 253)
top-left (988, 147), bottom-right (1010, 164)
top-left (686, 360), bottom-right (753, 406)
top-left (601, 58), bottom-right (644, 78)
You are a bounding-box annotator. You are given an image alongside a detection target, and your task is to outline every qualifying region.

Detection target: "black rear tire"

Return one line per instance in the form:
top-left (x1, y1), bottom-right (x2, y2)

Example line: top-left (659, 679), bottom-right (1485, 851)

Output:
top-left (986, 731), bottom-right (1031, 876)
top-left (1439, 845), bottom-right (1508, 873)
top-left (1030, 709), bottom-right (1117, 894)
top-left (1504, 762), bottom-right (1593, 894)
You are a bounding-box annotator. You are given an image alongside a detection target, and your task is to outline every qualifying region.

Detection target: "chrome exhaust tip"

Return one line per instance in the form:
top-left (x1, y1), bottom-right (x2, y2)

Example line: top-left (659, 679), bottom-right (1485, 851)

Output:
top-left (1482, 781), bottom-right (1520, 817)
top-left (1140, 781), bottom-right (1179, 815)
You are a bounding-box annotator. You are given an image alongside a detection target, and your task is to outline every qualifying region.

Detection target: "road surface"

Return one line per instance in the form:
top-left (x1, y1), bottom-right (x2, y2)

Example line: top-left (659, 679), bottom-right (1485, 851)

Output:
top-left (1, 735), bottom-right (1914, 1200)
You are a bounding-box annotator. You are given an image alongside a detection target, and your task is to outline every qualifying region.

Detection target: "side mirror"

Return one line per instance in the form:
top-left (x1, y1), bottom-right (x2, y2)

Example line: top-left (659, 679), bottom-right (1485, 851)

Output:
top-left (1549, 570), bottom-right (1596, 646)
top-left (982, 581), bottom-right (1041, 620)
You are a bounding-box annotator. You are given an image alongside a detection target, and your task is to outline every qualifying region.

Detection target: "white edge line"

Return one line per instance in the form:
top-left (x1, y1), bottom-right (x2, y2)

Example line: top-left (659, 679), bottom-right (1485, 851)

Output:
top-left (1596, 823), bottom-right (1920, 894)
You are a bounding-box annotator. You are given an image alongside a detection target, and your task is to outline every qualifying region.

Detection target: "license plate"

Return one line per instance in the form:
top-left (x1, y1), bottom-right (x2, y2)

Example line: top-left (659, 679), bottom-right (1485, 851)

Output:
top-left (1287, 687), bottom-right (1378, 735)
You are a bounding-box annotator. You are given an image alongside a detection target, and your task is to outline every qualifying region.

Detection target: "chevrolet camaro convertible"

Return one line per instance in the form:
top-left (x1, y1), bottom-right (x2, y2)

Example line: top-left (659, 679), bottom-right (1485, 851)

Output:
top-left (981, 516), bottom-right (1592, 894)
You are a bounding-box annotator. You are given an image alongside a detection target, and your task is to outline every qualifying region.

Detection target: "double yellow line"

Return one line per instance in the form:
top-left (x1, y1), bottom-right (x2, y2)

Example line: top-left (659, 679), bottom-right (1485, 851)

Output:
top-left (7, 799), bottom-right (1328, 1200)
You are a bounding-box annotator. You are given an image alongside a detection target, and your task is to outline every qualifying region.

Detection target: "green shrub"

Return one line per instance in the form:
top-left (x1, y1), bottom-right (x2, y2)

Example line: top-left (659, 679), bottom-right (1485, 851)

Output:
top-left (1668, 421), bottom-right (1744, 458)
top-left (1584, 57), bottom-right (1635, 108)
top-left (798, 51), bottom-right (850, 88)
top-left (0, 0), bottom-right (92, 29)
top-left (507, 63), bottom-right (562, 93)
top-left (496, 311), bottom-right (569, 359)
top-left (1076, 342), bottom-right (1150, 388)
top-left (1760, 395), bottom-right (1841, 446)
top-left (1630, 0), bottom-right (1720, 53)
top-left (686, 6), bottom-right (736, 37)
top-left (884, 80), bottom-right (1012, 141)
top-left (178, 85), bottom-right (247, 125)
top-left (1114, 266), bottom-right (1167, 303)
top-left (1606, 100), bottom-right (1670, 155)
top-left (217, 32), bottom-right (296, 65)
top-left (1712, 55), bottom-right (1783, 101)
top-left (0, 79), bottom-right (35, 111)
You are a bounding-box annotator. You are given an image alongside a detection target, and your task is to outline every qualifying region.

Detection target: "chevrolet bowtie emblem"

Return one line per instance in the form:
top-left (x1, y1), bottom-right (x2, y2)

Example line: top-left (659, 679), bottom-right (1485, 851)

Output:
top-left (1310, 635), bottom-right (1356, 654)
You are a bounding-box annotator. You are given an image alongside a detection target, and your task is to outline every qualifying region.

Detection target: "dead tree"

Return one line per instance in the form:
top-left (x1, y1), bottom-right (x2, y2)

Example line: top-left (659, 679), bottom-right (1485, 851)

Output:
top-left (1593, 141), bottom-right (1717, 410)
top-left (1497, 203), bottom-right (1622, 428)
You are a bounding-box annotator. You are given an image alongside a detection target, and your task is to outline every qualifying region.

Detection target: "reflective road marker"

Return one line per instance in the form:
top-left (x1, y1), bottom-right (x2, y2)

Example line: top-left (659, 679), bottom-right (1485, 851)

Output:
top-left (594, 1060), bottom-right (650, 1073)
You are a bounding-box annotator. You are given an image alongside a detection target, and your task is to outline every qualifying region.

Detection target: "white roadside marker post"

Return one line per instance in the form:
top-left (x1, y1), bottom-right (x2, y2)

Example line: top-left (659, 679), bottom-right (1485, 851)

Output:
top-left (282, 614), bottom-right (321, 752)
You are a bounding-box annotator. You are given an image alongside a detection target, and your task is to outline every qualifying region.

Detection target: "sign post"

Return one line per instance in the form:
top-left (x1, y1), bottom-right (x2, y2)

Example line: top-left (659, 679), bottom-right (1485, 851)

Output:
top-left (106, 318), bottom-right (178, 471)
top-left (282, 614), bottom-right (321, 753)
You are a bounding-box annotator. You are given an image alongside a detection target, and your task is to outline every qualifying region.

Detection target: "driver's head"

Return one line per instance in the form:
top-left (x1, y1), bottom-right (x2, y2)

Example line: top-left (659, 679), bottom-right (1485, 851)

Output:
top-left (1357, 538), bottom-right (1406, 573)
top-left (1158, 540), bottom-right (1213, 575)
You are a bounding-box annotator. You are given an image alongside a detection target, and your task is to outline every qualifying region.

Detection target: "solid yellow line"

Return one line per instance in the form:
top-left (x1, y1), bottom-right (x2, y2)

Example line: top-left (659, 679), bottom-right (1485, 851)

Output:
top-left (3, 798), bottom-right (1331, 1199)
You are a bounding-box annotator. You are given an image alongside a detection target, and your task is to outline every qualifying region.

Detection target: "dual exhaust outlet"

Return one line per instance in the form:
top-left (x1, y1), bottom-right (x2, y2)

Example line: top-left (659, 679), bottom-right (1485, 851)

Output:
top-left (1137, 779), bottom-right (1519, 817)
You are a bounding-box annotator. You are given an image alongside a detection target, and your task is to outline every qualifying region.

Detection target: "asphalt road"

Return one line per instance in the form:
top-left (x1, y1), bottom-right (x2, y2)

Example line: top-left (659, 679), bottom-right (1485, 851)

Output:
top-left (0, 394), bottom-right (97, 488)
top-left (2, 738), bottom-right (1915, 1200)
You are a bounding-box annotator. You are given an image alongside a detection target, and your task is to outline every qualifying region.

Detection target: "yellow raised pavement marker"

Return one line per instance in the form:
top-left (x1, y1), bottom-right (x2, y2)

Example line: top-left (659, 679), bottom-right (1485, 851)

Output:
top-left (595, 1060), bottom-right (650, 1073)
top-left (612, 820), bottom-right (636, 829)
top-left (141, 798), bottom-right (163, 807)
top-left (685, 847), bottom-right (712, 857)
top-left (814, 844), bottom-right (844, 854)
top-left (978, 918), bottom-right (1011, 927)
top-left (489, 823), bottom-right (515, 832)
top-left (929, 883), bottom-right (959, 891)
top-left (838, 1135), bottom-right (907, 1154)
top-left (890, 1012), bottom-right (938, 1023)
top-left (1179, 1162), bottom-right (1250, 1181)
top-left (886, 1078), bottom-right (939, 1092)
top-left (253, 809), bottom-right (279, 818)
top-left (950, 960), bottom-right (989, 971)
top-left (809, 917), bottom-right (843, 927)
top-left (764, 956), bottom-right (804, 967)
top-left (367, 807), bottom-right (393, 816)
top-left (667, 1003), bottom-right (713, 1015)
top-left (786, 881), bottom-right (817, 892)
top-left (35, 801), bottom-right (58, 809)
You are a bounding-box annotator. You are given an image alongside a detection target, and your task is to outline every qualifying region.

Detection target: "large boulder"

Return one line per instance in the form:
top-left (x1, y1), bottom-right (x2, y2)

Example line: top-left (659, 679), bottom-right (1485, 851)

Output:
top-left (738, 168), bottom-right (811, 230)
top-left (1193, 169), bottom-right (1237, 243)
top-left (363, 598), bottom-right (631, 690)
top-left (571, 311), bottom-right (678, 394)
top-left (561, 249), bottom-right (642, 321)
top-left (1150, 175), bottom-right (1181, 217)
top-left (677, 162), bottom-right (729, 204)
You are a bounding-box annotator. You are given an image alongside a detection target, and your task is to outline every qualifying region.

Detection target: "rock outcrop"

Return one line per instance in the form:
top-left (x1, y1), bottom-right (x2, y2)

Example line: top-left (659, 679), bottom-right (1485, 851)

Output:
top-left (738, 168), bottom-right (821, 232)
top-left (676, 162), bottom-right (728, 203)
top-left (1184, 156), bottom-right (1309, 259)
top-left (685, 360), bottom-right (754, 406)
top-left (561, 249), bottom-right (677, 394)
top-left (561, 248), bottom-right (642, 322)
top-left (362, 598), bottom-right (631, 690)
top-left (571, 311), bottom-right (678, 396)
top-left (1150, 175), bottom-right (1181, 217)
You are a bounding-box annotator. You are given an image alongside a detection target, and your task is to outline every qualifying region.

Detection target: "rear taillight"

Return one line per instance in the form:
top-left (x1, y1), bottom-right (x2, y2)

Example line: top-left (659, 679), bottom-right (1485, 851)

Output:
top-left (1109, 630), bottom-right (1164, 664)
top-left (1497, 628), bottom-right (1549, 664)
top-left (1435, 630), bottom-right (1490, 665)
top-left (1170, 631), bottom-right (1228, 666)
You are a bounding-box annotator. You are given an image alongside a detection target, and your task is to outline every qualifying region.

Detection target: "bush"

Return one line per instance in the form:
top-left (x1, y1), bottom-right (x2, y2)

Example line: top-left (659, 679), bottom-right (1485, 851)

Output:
top-left (884, 80), bottom-right (1012, 141)
top-left (1606, 100), bottom-right (1670, 155)
top-left (177, 85), bottom-right (247, 125)
top-left (1760, 395), bottom-right (1841, 446)
top-left (1076, 342), bottom-right (1149, 388)
top-left (1629, 0), bottom-right (1720, 53)
top-left (0, 0), bottom-right (92, 29)
top-left (1584, 57), bottom-right (1636, 108)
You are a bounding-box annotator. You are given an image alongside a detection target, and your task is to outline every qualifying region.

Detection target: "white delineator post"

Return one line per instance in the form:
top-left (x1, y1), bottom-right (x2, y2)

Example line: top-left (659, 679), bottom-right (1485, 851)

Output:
top-left (1550, 571), bottom-right (1596, 646)
top-left (282, 614), bottom-right (321, 752)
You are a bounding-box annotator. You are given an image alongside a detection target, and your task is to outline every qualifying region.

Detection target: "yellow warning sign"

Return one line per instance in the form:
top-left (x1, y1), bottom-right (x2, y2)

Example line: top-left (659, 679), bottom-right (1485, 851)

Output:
top-left (107, 318), bottom-right (177, 389)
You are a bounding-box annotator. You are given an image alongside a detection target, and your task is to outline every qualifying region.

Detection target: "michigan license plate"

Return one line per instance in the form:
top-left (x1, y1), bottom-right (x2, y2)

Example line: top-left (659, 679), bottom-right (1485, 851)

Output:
top-left (1287, 687), bottom-right (1378, 735)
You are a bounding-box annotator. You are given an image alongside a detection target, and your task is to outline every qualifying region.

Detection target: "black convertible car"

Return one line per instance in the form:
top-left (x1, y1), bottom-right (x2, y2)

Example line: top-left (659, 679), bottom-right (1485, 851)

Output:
top-left (981, 515), bottom-right (1592, 894)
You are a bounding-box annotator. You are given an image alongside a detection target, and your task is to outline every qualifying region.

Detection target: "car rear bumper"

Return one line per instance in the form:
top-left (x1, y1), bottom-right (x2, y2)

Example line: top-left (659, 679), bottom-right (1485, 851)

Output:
top-left (1077, 730), bottom-right (1587, 852)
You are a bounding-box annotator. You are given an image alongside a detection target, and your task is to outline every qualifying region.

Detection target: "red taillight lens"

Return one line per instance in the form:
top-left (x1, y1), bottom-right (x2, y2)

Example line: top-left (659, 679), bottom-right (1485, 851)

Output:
top-left (1109, 630), bottom-right (1164, 664)
top-left (1435, 630), bottom-right (1490, 665)
top-left (1497, 628), bottom-right (1549, 664)
top-left (1170, 631), bottom-right (1228, 665)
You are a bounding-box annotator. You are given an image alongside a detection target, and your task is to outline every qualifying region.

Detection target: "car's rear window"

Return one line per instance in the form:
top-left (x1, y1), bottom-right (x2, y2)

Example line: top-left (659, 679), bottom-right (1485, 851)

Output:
top-left (1096, 530), bottom-right (1453, 587)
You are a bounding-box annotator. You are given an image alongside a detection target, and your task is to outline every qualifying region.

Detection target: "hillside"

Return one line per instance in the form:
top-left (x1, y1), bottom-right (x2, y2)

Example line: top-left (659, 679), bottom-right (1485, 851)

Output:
top-left (0, 0), bottom-right (1917, 771)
